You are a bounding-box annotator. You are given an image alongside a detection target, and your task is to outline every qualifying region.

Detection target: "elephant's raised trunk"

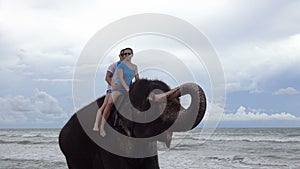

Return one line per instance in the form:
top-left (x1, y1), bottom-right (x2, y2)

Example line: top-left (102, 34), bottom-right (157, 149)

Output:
top-left (153, 83), bottom-right (206, 132)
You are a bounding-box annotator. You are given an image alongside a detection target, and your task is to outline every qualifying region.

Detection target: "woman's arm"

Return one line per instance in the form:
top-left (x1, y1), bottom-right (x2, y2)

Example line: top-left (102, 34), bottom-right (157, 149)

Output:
top-left (134, 65), bottom-right (139, 80)
top-left (117, 68), bottom-right (130, 92)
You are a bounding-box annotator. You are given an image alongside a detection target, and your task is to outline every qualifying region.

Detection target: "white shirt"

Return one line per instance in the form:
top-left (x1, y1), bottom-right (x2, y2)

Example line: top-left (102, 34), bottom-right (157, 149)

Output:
top-left (106, 62), bottom-right (118, 90)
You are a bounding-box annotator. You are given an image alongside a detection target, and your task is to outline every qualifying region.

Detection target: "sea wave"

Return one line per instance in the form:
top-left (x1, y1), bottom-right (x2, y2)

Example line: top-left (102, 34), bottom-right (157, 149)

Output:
top-left (282, 134), bottom-right (300, 137)
top-left (0, 158), bottom-right (67, 169)
top-left (0, 140), bottom-right (57, 145)
top-left (205, 155), bottom-right (245, 162)
top-left (0, 133), bottom-right (58, 139)
top-left (22, 133), bottom-right (58, 138)
top-left (205, 155), bottom-right (291, 168)
top-left (204, 138), bottom-right (300, 144)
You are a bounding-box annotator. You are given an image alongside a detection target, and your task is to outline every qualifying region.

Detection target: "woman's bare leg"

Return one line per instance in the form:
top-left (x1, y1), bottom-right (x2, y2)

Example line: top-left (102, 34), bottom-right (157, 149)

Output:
top-left (99, 92), bottom-right (121, 137)
top-left (93, 93), bottom-right (110, 131)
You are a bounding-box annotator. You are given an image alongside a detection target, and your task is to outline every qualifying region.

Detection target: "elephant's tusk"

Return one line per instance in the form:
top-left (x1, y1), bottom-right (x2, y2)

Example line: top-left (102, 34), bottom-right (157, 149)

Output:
top-left (148, 87), bottom-right (181, 102)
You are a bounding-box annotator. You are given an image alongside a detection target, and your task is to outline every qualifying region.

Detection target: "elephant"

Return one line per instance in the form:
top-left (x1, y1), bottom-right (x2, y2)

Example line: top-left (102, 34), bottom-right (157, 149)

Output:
top-left (59, 79), bottom-right (206, 169)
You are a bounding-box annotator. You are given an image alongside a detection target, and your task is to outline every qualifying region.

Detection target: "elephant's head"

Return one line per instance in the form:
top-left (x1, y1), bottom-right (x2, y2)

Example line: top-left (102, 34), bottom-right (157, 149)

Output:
top-left (114, 79), bottom-right (206, 143)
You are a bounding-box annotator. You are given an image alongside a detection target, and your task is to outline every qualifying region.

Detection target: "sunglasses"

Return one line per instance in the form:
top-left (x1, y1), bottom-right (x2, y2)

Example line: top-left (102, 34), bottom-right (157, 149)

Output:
top-left (122, 53), bottom-right (132, 56)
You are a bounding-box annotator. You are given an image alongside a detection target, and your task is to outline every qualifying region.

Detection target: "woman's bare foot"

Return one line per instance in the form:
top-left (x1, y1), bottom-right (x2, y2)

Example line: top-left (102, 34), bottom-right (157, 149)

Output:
top-left (99, 127), bottom-right (106, 137)
top-left (93, 125), bottom-right (99, 131)
top-left (93, 123), bottom-right (99, 131)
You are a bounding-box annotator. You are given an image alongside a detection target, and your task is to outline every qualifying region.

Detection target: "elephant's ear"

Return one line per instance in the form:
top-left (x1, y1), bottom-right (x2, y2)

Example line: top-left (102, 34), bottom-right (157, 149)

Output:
top-left (129, 79), bottom-right (170, 111)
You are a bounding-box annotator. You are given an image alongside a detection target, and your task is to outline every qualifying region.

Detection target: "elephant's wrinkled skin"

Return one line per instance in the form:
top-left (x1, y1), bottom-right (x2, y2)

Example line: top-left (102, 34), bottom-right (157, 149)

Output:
top-left (59, 79), bottom-right (206, 169)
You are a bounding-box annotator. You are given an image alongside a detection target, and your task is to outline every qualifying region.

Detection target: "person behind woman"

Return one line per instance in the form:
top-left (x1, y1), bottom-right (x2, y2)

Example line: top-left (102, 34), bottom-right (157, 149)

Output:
top-left (100, 48), bottom-right (139, 137)
top-left (93, 49), bottom-right (125, 132)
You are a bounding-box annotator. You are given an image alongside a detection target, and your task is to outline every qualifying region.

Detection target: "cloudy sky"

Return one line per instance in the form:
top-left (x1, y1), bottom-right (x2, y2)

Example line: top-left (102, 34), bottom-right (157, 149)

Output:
top-left (1, 0), bottom-right (300, 128)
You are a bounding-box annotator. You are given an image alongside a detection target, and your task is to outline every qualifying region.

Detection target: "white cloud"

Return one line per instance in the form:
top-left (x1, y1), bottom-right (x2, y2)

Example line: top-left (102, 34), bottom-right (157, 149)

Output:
top-left (273, 87), bottom-right (300, 95)
top-left (249, 88), bottom-right (264, 94)
top-left (222, 33), bottom-right (300, 92)
top-left (33, 78), bottom-right (76, 83)
top-left (222, 106), bottom-right (299, 121)
top-left (226, 82), bottom-right (241, 93)
top-left (1, 0), bottom-right (300, 127)
top-left (2, 0), bottom-right (299, 91)
top-left (226, 83), bottom-right (264, 94)
top-left (0, 89), bottom-right (68, 124)
top-left (202, 101), bottom-right (224, 123)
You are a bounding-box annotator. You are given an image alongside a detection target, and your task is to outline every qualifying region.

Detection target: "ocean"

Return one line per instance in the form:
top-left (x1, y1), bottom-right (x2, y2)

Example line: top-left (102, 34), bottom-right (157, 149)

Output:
top-left (0, 128), bottom-right (299, 169)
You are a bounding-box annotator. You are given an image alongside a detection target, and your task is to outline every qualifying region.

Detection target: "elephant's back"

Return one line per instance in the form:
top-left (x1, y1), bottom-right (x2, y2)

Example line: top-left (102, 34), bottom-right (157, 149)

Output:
top-left (58, 98), bottom-right (103, 158)
top-left (58, 114), bottom-right (95, 157)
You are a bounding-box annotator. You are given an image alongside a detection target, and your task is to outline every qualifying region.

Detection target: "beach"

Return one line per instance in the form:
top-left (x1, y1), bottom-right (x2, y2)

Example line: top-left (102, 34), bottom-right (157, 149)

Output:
top-left (0, 128), bottom-right (299, 169)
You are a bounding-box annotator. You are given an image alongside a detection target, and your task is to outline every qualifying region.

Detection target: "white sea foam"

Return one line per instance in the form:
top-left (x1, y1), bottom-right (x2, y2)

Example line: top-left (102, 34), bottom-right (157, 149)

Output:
top-left (0, 128), bottom-right (299, 169)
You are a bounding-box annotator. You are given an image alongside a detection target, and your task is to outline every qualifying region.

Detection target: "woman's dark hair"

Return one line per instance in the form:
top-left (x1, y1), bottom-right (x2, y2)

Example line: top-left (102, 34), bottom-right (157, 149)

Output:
top-left (123, 48), bottom-right (133, 54)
